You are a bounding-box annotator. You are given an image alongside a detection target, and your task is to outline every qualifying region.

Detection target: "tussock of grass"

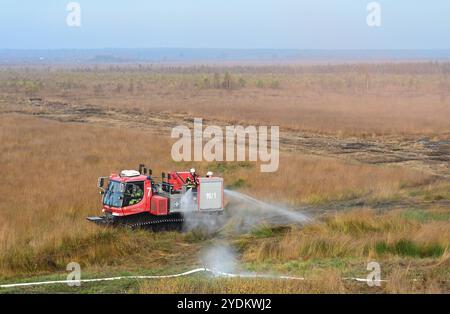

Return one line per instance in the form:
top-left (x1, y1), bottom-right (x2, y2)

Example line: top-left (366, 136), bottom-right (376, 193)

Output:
top-left (409, 182), bottom-right (450, 201)
top-left (250, 225), bottom-right (278, 238)
top-left (183, 229), bottom-right (214, 243)
top-left (0, 227), bottom-right (188, 277)
top-left (1, 230), bottom-right (145, 274)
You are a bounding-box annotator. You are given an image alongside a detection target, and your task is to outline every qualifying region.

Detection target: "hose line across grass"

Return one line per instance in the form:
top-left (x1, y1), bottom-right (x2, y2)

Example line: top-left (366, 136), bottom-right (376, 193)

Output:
top-left (0, 268), bottom-right (389, 289)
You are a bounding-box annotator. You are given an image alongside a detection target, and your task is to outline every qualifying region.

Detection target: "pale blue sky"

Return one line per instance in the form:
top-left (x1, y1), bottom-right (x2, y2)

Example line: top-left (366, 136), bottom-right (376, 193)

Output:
top-left (0, 0), bottom-right (449, 49)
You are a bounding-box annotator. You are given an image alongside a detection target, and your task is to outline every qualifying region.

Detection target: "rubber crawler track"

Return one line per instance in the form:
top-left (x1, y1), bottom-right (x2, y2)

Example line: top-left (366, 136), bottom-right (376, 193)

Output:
top-left (89, 212), bottom-right (185, 231)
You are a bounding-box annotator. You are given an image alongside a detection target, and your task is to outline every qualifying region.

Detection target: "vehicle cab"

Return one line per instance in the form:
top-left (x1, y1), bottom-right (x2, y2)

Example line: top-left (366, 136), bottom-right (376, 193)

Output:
top-left (99, 170), bottom-right (153, 217)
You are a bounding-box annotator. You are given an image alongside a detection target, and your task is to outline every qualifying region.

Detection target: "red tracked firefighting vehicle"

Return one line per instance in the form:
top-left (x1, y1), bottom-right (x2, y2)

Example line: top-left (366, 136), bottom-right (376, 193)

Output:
top-left (87, 164), bottom-right (224, 229)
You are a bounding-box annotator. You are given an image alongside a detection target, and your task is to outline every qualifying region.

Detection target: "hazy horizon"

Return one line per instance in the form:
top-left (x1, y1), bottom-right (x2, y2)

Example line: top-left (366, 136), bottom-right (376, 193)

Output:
top-left (1, 48), bottom-right (449, 64)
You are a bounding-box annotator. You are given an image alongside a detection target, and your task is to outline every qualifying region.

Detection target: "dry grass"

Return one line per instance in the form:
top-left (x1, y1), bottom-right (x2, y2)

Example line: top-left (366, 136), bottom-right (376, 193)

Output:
top-left (242, 209), bottom-right (450, 263)
top-left (0, 114), bottom-right (433, 277)
top-left (0, 62), bottom-right (448, 293)
top-left (226, 155), bottom-right (428, 205)
top-left (235, 209), bottom-right (450, 293)
top-left (138, 271), bottom-right (347, 294)
top-left (0, 114), bottom-right (198, 277)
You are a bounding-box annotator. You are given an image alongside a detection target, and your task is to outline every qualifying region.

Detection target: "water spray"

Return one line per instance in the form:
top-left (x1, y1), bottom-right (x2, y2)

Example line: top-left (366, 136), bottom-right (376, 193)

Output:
top-left (224, 189), bottom-right (312, 224)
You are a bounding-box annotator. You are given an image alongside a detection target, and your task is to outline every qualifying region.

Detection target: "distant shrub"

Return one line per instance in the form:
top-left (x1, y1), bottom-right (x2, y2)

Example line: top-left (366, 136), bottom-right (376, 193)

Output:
top-left (93, 84), bottom-right (103, 95)
top-left (256, 80), bottom-right (264, 88)
top-left (270, 80), bottom-right (280, 89)
top-left (128, 80), bottom-right (134, 93)
top-left (115, 83), bottom-right (123, 93)
top-left (213, 72), bottom-right (221, 88)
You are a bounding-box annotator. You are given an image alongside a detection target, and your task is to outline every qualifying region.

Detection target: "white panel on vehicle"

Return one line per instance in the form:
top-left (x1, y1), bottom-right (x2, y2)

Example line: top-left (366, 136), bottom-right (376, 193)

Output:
top-left (198, 178), bottom-right (223, 211)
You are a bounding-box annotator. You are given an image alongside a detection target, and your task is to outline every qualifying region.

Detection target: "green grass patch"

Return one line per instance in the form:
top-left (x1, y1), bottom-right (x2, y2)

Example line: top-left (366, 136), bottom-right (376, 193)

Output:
top-left (250, 225), bottom-right (275, 238)
top-left (375, 239), bottom-right (445, 258)
top-left (402, 210), bottom-right (450, 223)
top-left (226, 178), bottom-right (247, 190)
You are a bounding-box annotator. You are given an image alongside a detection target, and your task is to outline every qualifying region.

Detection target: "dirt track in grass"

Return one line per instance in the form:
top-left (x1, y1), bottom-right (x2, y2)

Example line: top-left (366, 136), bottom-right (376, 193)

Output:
top-left (2, 95), bottom-right (449, 178)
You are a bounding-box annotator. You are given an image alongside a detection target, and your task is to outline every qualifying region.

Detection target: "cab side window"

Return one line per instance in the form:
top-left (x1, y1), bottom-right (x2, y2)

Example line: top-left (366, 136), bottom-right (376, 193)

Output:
top-left (123, 182), bottom-right (144, 207)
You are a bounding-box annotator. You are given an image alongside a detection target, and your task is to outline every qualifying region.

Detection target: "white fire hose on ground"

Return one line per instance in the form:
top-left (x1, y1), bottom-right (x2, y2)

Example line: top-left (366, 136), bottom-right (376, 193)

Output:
top-left (1, 268), bottom-right (388, 289)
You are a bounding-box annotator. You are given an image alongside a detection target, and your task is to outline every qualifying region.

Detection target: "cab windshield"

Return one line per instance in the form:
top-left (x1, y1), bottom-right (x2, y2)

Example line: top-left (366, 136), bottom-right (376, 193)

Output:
top-left (103, 180), bottom-right (124, 207)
